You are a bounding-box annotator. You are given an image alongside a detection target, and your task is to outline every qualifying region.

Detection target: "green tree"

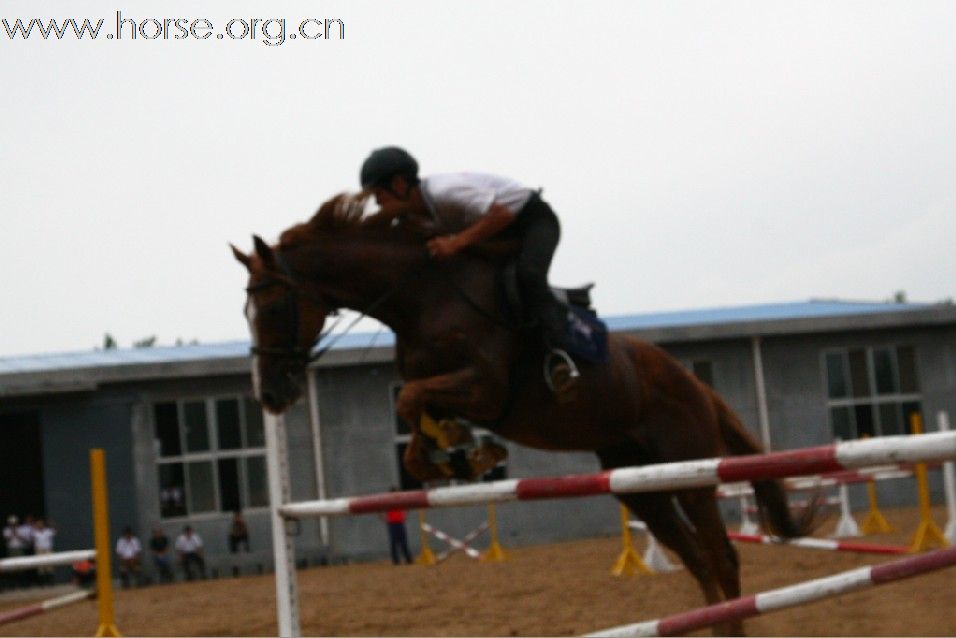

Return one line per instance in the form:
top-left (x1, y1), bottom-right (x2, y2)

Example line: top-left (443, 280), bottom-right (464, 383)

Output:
top-left (133, 336), bottom-right (157, 348)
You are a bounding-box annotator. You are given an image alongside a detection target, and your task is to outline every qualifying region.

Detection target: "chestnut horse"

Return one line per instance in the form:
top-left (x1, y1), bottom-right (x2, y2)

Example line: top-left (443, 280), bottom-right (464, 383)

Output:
top-left (232, 194), bottom-right (816, 635)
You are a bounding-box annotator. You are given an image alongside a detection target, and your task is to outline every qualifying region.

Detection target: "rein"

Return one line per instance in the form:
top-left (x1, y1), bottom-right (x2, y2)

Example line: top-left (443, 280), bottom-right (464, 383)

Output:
top-left (248, 248), bottom-right (416, 364)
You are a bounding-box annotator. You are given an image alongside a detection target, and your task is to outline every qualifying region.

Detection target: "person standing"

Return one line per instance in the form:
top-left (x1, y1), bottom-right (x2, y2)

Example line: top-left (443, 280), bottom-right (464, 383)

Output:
top-left (175, 526), bottom-right (206, 581)
top-left (31, 519), bottom-right (56, 586)
top-left (16, 515), bottom-right (36, 586)
top-left (3, 516), bottom-right (27, 589)
top-left (228, 510), bottom-right (250, 553)
top-left (115, 526), bottom-right (143, 588)
top-left (380, 489), bottom-right (413, 565)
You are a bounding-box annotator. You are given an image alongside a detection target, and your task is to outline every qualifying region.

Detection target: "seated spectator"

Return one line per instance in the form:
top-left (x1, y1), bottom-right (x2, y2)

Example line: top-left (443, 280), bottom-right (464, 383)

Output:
top-left (149, 526), bottom-right (174, 584)
top-left (72, 557), bottom-right (96, 590)
top-left (115, 526), bottom-right (143, 588)
top-left (228, 510), bottom-right (250, 554)
top-left (175, 526), bottom-right (206, 581)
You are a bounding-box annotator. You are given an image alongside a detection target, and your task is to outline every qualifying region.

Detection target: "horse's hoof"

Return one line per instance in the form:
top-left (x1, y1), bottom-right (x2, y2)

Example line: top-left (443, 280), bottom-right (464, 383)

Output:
top-left (468, 442), bottom-right (508, 477)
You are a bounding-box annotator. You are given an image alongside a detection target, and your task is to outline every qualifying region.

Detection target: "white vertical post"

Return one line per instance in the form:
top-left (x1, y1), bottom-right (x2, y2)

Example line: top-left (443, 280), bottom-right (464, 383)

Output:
top-left (831, 482), bottom-right (861, 538)
top-left (751, 336), bottom-right (772, 451)
top-left (306, 368), bottom-right (330, 546)
top-left (938, 411), bottom-right (956, 544)
top-left (738, 495), bottom-right (759, 535)
top-left (265, 412), bottom-right (300, 638)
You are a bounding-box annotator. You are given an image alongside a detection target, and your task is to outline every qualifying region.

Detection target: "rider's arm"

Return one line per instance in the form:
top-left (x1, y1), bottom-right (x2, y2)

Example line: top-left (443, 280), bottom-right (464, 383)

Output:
top-left (428, 203), bottom-right (515, 258)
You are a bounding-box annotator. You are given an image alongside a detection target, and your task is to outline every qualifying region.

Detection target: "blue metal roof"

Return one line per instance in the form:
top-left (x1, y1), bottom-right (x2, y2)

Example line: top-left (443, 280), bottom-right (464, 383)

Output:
top-left (0, 300), bottom-right (936, 377)
top-left (602, 299), bottom-right (931, 331)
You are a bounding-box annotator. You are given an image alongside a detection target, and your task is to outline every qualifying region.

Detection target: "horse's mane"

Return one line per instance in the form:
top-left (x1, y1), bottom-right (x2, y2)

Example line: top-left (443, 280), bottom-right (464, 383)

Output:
top-left (278, 193), bottom-right (377, 247)
top-left (278, 193), bottom-right (438, 249)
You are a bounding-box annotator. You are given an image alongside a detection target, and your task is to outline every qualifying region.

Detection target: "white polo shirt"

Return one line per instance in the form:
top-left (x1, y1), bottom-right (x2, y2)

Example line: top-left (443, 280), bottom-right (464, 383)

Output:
top-left (3, 525), bottom-right (25, 550)
top-left (16, 523), bottom-right (34, 546)
top-left (116, 536), bottom-right (142, 560)
top-left (421, 173), bottom-right (533, 219)
top-left (175, 532), bottom-right (203, 553)
top-left (33, 527), bottom-right (55, 552)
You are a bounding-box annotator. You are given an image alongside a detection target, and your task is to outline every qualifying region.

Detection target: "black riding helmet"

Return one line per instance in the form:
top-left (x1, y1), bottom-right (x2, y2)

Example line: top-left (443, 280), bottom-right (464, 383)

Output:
top-left (360, 146), bottom-right (420, 190)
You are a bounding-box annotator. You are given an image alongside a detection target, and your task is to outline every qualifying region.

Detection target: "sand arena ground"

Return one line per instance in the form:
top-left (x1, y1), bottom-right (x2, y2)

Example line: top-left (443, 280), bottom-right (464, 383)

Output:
top-left (1, 506), bottom-right (954, 636)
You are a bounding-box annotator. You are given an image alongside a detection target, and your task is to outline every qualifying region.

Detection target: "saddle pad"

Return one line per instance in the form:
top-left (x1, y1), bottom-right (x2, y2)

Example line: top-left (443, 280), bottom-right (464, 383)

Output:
top-left (559, 305), bottom-right (609, 363)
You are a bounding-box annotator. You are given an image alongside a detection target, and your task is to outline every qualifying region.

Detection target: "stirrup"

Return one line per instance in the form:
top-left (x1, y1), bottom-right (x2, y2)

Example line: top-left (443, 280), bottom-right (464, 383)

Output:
top-left (543, 348), bottom-right (580, 393)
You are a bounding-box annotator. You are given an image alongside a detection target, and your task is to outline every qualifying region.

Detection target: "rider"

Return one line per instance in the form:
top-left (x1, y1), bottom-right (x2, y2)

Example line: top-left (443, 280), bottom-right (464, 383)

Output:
top-left (359, 146), bottom-right (579, 392)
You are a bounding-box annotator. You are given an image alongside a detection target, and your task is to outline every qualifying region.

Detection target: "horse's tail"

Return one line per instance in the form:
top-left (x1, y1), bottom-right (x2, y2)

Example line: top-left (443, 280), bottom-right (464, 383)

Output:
top-left (711, 388), bottom-right (820, 538)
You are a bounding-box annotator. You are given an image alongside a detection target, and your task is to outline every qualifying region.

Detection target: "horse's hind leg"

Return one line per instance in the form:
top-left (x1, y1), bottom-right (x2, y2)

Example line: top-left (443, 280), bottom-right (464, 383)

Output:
top-left (615, 492), bottom-right (732, 633)
top-left (675, 488), bottom-right (744, 636)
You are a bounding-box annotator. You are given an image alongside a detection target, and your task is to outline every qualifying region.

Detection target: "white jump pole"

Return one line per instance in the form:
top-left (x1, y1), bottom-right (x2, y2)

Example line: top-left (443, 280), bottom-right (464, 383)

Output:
top-left (939, 411), bottom-right (956, 544)
top-left (265, 412), bottom-right (300, 638)
top-left (0, 549), bottom-right (95, 572)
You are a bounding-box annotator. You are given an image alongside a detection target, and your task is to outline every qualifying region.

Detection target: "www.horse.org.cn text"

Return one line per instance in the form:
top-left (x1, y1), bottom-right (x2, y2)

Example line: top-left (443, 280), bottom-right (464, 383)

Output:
top-left (1, 11), bottom-right (346, 46)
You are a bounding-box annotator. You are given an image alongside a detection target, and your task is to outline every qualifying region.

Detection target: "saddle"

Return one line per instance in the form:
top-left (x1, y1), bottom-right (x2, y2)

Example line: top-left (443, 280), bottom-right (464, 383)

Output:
top-left (497, 263), bottom-right (609, 363)
top-left (418, 264), bottom-right (609, 483)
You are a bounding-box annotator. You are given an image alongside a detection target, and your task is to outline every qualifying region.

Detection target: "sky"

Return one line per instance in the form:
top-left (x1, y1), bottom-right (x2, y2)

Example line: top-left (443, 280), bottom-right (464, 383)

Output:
top-left (1, 1), bottom-right (954, 357)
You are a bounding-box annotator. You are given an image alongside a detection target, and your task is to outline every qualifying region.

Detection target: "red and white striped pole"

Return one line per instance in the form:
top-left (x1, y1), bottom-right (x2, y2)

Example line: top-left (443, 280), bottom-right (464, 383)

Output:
top-left (0, 590), bottom-right (93, 627)
top-left (585, 546), bottom-right (956, 637)
top-left (420, 521), bottom-right (489, 561)
top-left (281, 431), bottom-right (956, 519)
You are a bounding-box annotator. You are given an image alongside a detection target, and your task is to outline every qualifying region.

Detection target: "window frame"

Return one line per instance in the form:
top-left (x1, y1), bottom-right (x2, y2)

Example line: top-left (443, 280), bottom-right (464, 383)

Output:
top-left (820, 345), bottom-right (922, 441)
top-left (152, 393), bottom-right (269, 522)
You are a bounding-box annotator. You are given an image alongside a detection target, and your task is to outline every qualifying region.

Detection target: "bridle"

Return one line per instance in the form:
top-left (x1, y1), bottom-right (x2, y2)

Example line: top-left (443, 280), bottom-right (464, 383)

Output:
top-left (246, 248), bottom-right (412, 364)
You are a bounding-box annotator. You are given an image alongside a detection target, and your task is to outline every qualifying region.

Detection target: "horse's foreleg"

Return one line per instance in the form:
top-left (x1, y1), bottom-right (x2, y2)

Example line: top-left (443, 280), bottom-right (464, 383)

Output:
top-left (396, 365), bottom-right (504, 482)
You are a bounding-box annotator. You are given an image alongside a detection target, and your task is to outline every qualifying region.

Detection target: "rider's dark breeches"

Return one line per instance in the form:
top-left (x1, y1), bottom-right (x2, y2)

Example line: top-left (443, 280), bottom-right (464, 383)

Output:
top-left (513, 194), bottom-right (564, 345)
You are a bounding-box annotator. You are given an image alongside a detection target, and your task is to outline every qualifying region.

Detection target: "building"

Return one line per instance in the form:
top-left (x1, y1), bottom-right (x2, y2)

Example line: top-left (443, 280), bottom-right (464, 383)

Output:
top-left (1, 300), bottom-right (954, 577)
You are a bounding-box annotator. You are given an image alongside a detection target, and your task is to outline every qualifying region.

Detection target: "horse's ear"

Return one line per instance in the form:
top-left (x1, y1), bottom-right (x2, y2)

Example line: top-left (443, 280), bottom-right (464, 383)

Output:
top-left (230, 243), bottom-right (252, 270)
top-left (252, 235), bottom-right (276, 268)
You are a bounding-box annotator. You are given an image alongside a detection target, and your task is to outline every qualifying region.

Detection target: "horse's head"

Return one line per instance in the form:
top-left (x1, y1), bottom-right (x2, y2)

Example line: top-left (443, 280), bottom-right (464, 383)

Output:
top-left (231, 235), bottom-right (332, 413)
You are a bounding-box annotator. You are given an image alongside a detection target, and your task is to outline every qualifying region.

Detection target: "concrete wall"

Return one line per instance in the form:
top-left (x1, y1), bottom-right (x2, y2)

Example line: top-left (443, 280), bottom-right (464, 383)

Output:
top-left (8, 320), bottom-right (955, 571)
top-left (751, 325), bottom-right (956, 509)
top-left (313, 362), bottom-right (401, 560)
top-left (39, 391), bottom-right (137, 577)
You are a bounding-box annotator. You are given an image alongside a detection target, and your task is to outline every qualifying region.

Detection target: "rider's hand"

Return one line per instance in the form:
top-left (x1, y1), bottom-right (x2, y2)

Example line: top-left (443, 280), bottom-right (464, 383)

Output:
top-left (427, 234), bottom-right (460, 259)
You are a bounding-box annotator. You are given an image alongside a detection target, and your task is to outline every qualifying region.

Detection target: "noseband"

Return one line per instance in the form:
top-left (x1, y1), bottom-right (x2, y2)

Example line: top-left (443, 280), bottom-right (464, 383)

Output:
top-left (247, 250), bottom-right (332, 364)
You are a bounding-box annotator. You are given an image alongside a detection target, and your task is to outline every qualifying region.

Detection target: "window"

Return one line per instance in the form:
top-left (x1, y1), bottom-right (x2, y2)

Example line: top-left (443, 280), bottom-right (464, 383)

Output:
top-left (153, 395), bottom-right (267, 519)
top-left (822, 346), bottom-right (921, 440)
top-left (391, 384), bottom-right (507, 490)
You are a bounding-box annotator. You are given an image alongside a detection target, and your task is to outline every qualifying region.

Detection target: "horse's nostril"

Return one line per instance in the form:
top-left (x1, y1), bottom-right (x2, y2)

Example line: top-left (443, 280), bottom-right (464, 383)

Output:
top-left (261, 390), bottom-right (277, 408)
